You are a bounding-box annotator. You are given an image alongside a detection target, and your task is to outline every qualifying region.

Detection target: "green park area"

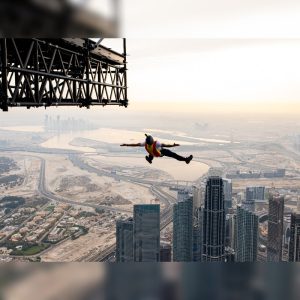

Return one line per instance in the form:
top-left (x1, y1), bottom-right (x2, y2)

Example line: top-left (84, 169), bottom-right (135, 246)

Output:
top-left (13, 243), bottom-right (49, 256)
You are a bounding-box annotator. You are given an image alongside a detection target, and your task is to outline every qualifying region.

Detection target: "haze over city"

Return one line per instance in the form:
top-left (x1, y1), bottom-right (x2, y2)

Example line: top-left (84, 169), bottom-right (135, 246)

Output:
top-left (1, 32), bottom-right (300, 266)
top-left (1, 1), bottom-right (300, 299)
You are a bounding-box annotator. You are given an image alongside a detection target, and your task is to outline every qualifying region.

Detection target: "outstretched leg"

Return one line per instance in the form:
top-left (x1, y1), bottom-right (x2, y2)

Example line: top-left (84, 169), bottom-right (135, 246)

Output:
top-left (145, 154), bottom-right (154, 164)
top-left (160, 148), bottom-right (193, 164)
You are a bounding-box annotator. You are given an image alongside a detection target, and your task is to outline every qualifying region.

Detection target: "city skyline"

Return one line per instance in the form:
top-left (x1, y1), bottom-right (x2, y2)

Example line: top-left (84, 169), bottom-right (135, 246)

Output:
top-left (1, 2), bottom-right (300, 298)
top-left (1, 84), bottom-right (300, 263)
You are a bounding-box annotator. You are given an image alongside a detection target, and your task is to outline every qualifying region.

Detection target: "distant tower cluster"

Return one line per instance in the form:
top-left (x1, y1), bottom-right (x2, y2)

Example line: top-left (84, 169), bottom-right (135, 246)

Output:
top-left (267, 193), bottom-right (284, 262)
top-left (115, 176), bottom-right (274, 263)
top-left (116, 190), bottom-right (200, 262)
top-left (43, 114), bottom-right (97, 133)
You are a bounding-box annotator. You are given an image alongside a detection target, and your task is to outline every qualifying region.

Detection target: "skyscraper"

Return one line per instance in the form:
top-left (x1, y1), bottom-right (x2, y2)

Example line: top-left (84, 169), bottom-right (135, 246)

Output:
top-left (160, 242), bottom-right (172, 262)
top-left (192, 225), bottom-right (202, 262)
top-left (202, 176), bottom-right (226, 261)
top-left (116, 218), bottom-right (134, 262)
top-left (173, 191), bottom-right (193, 261)
top-left (193, 207), bottom-right (203, 262)
top-left (235, 206), bottom-right (258, 262)
top-left (192, 186), bottom-right (202, 211)
top-left (223, 179), bottom-right (232, 214)
top-left (133, 204), bottom-right (160, 262)
top-left (288, 212), bottom-right (300, 262)
top-left (225, 213), bottom-right (236, 249)
top-left (246, 186), bottom-right (265, 202)
top-left (267, 193), bottom-right (284, 262)
top-left (244, 186), bottom-right (265, 212)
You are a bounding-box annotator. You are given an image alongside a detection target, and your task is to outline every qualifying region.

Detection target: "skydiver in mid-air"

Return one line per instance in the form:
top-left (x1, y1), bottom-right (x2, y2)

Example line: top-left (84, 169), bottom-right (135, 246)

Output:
top-left (120, 134), bottom-right (193, 164)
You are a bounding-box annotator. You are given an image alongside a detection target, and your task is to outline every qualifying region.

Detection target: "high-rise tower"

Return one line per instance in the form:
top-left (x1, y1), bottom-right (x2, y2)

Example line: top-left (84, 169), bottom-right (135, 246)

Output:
top-left (235, 206), bottom-right (258, 262)
top-left (267, 193), bottom-right (284, 262)
top-left (133, 204), bottom-right (160, 262)
top-left (173, 191), bottom-right (193, 261)
top-left (288, 212), bottom-right (300, 262)
top-left (116, 218), bottom-right (134, 262)
top-left (202, 176), bottom-right (226, 261)
top-left (223, 179), bottom-right (232, 214)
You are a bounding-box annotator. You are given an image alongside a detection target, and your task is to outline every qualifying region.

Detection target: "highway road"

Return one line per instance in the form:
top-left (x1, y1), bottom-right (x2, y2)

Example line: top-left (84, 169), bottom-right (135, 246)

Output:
top-left (66, 155), bottom-right (180, 261)
top-left (68, 154), bottom-right (193, 189)
top-left (37, 158), bottom-right (132, 214)
top-left (0, 149), bottom-right (186, 261)
top-left (35, 154), bottom-right (181, 262)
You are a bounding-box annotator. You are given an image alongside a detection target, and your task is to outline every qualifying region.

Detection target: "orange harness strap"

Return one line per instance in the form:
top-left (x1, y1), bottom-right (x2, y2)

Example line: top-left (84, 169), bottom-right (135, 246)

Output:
top-left (145, 141), bottom-right (161, 157)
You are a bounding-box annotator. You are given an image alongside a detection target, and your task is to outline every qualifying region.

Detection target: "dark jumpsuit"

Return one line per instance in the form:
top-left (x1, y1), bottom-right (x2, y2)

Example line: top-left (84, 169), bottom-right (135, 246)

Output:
top-left (148, 147), bottom-right (186, 162)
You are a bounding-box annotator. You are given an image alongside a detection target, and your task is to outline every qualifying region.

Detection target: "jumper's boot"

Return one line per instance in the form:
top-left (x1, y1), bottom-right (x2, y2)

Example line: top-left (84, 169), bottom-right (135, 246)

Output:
top-left (185, 155), bottom-right (193, 164)
top-left (145, 156), bottom-right (153, 164)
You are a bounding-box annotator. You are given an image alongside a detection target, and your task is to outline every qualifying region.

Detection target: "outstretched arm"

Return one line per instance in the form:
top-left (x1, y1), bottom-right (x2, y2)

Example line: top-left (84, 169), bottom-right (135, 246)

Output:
top-left (161, 143), bottom-right (180, 148)
top-left (120, 143), bottom-right (143, 147)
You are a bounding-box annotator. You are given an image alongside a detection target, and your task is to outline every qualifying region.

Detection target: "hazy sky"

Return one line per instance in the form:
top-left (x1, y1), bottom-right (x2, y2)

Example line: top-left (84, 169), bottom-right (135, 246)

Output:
top-left (102, 38), bottom-right (300, 114)
top-left (86, 1), bottom-right (300, 113)
top-left (91, 0), bottom-right (300, 38)
top-left (87, 1), bottom-right (300, 37)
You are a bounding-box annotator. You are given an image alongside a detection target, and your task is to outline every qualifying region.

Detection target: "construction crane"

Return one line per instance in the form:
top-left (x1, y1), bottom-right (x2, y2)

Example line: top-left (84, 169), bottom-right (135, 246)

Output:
top-left (0, 38), bottom-right (128, 111)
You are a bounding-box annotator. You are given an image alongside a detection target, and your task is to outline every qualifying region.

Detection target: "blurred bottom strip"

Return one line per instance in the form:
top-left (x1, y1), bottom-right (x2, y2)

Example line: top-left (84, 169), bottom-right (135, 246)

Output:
top-left (0, 263), bottom-right (299, 300)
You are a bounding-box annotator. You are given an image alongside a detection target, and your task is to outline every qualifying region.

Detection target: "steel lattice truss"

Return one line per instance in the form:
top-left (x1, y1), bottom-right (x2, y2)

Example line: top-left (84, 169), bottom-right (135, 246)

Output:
top-left (0, 38), bottom-right (128, 111)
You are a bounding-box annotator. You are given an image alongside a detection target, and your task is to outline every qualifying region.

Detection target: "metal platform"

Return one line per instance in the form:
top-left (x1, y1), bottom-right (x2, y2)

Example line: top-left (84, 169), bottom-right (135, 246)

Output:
top-left (0, 38), bottom-right (128, 111)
